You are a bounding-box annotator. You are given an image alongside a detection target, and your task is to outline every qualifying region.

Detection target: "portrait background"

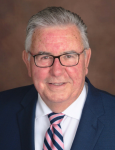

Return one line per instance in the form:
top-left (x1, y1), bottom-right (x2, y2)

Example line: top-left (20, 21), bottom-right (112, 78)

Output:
top-left (0, 0), bottom-right (115, 94)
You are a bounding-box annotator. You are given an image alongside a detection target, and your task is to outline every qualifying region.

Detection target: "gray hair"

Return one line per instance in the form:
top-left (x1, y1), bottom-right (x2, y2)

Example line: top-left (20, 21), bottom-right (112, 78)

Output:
top-left (25, 7), bottom-right (90, 52)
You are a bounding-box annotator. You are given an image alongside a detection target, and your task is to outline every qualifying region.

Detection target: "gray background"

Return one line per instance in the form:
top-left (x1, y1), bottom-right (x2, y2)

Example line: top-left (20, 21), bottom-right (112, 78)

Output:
top-left (0, 0), bottom-right (115, 94)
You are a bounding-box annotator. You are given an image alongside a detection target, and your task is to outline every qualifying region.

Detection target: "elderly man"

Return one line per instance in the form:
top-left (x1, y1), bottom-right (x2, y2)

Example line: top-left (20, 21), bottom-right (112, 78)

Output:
top-left (0, 7), bottom-right (115, 150)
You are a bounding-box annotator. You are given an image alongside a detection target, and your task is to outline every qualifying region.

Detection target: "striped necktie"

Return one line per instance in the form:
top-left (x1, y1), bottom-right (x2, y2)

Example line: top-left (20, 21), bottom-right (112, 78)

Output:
top-left (43, 112), bottom-right (65, 150)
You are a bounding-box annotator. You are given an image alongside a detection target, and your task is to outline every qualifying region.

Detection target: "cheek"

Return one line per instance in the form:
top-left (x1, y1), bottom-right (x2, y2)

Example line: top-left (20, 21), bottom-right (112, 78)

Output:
top-left (31, 66), bottom-right (49, 86)
top-left (66, 64), bottom-right (85, 85)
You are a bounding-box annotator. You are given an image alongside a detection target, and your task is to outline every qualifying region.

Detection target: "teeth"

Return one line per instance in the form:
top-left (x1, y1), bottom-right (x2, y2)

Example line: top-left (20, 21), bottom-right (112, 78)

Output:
top-left (52, 83), bottom-right (63, 86)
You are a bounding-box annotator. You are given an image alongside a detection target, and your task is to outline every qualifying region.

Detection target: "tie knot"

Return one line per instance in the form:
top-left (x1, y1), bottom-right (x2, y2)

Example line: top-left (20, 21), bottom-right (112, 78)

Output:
top-left (48, 112), bottom-right (65, 125)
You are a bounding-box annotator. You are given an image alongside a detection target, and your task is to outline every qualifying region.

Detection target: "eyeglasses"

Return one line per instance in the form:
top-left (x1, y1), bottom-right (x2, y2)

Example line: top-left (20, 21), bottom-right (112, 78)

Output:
top-left (28, 49), bottom-right (85, 68)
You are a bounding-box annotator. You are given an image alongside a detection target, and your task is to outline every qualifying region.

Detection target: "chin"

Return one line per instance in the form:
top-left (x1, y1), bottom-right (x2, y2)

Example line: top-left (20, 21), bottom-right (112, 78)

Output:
top-left (46, 93), bottom-right (71, 103)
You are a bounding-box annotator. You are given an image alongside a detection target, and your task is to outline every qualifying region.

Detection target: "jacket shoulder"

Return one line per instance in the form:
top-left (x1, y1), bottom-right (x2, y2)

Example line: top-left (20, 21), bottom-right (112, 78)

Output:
top-left (86, 77), bottom-right (115, 112)
top-left (0, 84), bottom-right (35, 104)
top-left (98, 89), bottom-right (115, 109)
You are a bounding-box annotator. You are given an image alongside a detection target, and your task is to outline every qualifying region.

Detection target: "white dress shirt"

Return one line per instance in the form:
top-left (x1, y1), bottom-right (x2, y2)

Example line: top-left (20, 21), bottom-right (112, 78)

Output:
top-left (35, 83), bottom-right (88, 150)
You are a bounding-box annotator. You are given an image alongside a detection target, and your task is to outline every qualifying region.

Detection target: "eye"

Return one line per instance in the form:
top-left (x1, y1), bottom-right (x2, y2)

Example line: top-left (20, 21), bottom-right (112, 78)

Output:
top-left (67, 55), bottom-right (72, 58)
top-left (65, 54), bottom-right (74, 59)
top-left (39, 55), bottom-right (53, 61)
top-left (41, 55), bottom-right (49, 59)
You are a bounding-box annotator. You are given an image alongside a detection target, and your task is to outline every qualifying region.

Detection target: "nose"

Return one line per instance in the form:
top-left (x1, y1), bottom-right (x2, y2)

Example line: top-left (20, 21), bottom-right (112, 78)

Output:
top-left (49, 58), bottom-right (65, 76)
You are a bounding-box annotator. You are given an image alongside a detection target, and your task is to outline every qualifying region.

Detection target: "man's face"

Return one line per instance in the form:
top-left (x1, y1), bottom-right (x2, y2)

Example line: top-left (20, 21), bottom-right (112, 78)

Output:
top-left (23, 25), bottom-right (91, 112)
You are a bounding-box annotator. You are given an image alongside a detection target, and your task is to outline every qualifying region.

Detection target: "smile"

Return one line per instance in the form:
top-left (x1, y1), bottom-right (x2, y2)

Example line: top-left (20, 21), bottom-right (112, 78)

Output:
top-left (49, 83), bottom-right (65, 86)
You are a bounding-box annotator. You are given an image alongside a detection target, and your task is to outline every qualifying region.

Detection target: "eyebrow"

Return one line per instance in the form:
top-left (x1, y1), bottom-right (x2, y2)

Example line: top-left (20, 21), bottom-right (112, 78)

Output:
top-left (36, 51), bottom-right (52, 55)
top-left (62, 50), bottom-right (78, 54)
top-left (36, 50), bottom-right (77, 55)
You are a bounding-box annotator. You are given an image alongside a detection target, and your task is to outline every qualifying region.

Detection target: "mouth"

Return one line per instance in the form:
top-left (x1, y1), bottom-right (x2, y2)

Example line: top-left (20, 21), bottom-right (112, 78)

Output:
top-left (49, 82), bottom-right (65, 86)
top-left (47, 82), bottom-right (67, 91)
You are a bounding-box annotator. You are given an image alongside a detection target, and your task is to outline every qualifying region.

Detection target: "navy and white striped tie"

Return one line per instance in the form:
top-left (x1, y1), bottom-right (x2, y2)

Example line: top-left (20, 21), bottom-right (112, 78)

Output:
top-left (43, 112), bottom-right (65, 150)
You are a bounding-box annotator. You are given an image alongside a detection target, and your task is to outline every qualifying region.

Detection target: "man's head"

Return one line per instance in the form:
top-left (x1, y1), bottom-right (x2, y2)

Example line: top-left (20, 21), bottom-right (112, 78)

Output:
top-left (22, 7), bottom-right (91, 112)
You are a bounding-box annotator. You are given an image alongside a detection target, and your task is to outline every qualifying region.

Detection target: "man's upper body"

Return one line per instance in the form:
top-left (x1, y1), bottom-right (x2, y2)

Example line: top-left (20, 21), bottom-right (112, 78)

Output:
top-left (1, 78), bottom-right (115, 150)
top-left (0, 7), bottom-right (115, 150)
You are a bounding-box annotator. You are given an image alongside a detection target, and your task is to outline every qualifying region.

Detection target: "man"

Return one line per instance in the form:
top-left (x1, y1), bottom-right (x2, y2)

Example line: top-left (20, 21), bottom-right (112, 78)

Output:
top-left (0, 7), bottom-right (115, 150)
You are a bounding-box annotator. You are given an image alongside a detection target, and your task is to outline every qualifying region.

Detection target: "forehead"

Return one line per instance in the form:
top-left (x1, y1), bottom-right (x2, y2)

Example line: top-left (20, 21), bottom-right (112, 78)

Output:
top-left (31, 25), bottom-right (84, 53)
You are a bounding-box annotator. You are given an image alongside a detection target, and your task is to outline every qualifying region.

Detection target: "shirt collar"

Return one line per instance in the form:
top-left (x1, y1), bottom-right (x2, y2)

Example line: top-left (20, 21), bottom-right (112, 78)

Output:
top-left (36, 82), bottom-right (88, 120)
top-left (63, 82), bottom-right (88, 120)
top-left (35, 94), bottom-right (52, 119)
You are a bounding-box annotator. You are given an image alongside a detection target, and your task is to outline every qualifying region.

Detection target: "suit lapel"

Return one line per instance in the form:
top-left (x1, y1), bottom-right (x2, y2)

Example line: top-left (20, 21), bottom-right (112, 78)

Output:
top-left (71, 78), bottom-right (105, 150)
top-left (17, 85), bottom-right (38, 150)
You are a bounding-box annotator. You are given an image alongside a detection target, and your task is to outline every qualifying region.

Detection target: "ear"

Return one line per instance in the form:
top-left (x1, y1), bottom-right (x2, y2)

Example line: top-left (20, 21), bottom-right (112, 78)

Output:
top-left (84, 48), bottom-right (91, 75)
top-left (22, 50), bottom-right (32, 77)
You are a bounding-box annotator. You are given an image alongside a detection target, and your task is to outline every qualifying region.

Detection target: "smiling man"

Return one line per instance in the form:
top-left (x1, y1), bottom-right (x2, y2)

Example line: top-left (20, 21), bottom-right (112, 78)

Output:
top-left (23, 25), bottom-right (91, 113)
top-left (0, 7), bottom-right (115, 150)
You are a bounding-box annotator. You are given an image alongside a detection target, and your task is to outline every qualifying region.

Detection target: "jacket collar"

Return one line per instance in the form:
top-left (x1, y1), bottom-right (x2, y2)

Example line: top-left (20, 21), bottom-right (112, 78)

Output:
top-left (17, 85), bottom-right (38, 150)
top-left (71, 77), bottom-right (105, 150)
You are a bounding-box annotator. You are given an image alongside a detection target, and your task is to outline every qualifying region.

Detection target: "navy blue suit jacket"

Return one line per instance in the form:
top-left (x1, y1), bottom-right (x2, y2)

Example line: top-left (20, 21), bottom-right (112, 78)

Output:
top-left (0, 78), bottom-right (115, 150)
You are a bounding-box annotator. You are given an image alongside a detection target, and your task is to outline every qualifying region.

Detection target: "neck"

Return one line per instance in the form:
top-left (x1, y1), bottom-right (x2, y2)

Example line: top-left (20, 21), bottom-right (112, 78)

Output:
top-left (43, 95), bottom-right (79, 113)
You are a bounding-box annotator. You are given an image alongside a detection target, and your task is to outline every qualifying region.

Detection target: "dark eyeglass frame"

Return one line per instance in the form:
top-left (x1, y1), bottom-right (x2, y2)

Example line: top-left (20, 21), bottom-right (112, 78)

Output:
top-left (28, 49), bottom-right (86, 68)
